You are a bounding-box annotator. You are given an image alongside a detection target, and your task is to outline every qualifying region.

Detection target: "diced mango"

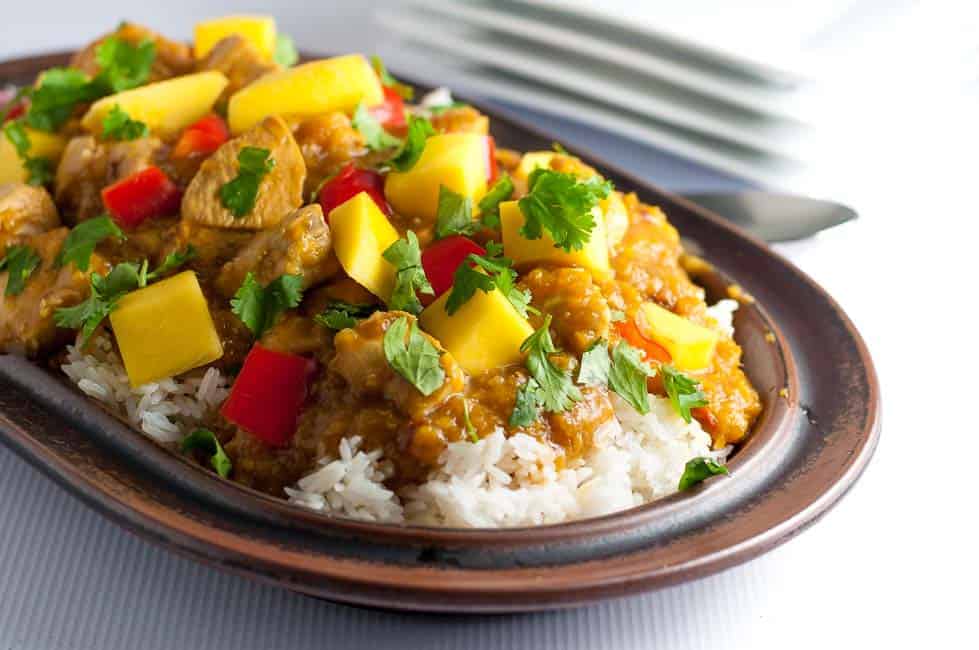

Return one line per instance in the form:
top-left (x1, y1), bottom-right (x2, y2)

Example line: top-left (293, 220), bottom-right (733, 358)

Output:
top-left (328, 191), bottom-right (400, 301)
top-left (499, 200), bottom-right (610, 274)
top-left (0, 127), bottom-right (66, 184)
top-left (81, 71), bottom-right (229, 138)
top-left (637, 302), bottom-right (719, 372)
top-left (514, 151), bottom-right (554, 180)
top-left (227, 55), bottom-right (383, 134)
top-left (109, 271), bottom-right (223, 387)
top-left (602, 192), bottom-right (629, 249)
top-left (420, 287), bottom-right (533, 375)
top-left (384, 133), bottom-right (489, 222)
top-left (194, 15), bottom-right (277, 61)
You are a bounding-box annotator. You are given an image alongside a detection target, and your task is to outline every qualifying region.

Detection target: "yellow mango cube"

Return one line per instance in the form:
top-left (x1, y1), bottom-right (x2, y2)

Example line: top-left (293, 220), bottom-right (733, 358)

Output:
top-left (420, 288), bottom-right (533, 375)
top-left (499, 200), bottom-right (610, 274)
top-left (194, 15), bottom-right (277, 61)
top-left (514, 151), bottom-right (554, 180)
top-left (109, 271), bottom-right (223, 387)
top-left (81, 71), bottom-right (229, 138)
top-left (0, 127), bottom-right (66, 184)
top-left (602, 192), bottom-right (629, 249)
top-left (384, 133), bottom-right (489, 222)
top-left (328, 192), bottom-right (400, 301)
top-left (227, 55), bottom-right (383, 134)
top-left (638, 302), bottom-right (719, 372)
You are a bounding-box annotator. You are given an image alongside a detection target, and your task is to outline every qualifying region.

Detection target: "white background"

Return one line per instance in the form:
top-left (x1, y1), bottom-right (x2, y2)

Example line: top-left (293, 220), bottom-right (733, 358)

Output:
top-left (0, 1), bottom-right (975, 648)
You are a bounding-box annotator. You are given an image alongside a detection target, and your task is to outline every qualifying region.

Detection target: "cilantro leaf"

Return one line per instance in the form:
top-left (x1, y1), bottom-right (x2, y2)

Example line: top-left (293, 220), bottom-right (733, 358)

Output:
top-left (462, 399), bottom-right (478, 442)
top-left (93, 36), bottom-right (156, 93)
top-left (24, 68), bottom-right (100, 132)
top-left (444, 247), bottom-right (533, 317)
top-left (23, 157), bottom-right (54, 186)
top-left (521, 314), bottom-right (581, 413)
top-left (518, 169), bottom-right (612, 252)
top-left (101, 104), bottom-right (148, 140)
top-left (220, 147), bottom-right (275, 218)
top-left (389, 115), bottom-right (434, 172)
top-left (477, 173), bottom-right (513, 229)
top-left (3, 121), bottom-right (54, 186)
top-left (352, 101), bottom-right (402, 151)
top-left (382, 316), bottom-right (445, 396)
top-left (382, 230), bottom-right (433, 315)
top-left (273, 34), bottom-right (299, 67)
top-left (146, 246), bottom-right (196, 282)
top-left (54, 262), bottom-right (142, 344)
top-left (370, 55), bottom-right (414, 100)
top-left (509, 378), bottom-right (543, 427)
top-left (609, 341), bottom-right (654, 414)
top-left (0, 245), bottom-right (41, 296)
top-left (3, 120), bottom-right (30, 153)
top-left (661, 364), bottom-right (709, 423)
top-left (434, 185), bottom-right (476, 239)
top-left (678, 457), bottom-right (729, 491)
top-left (577, 338), bottom-right (611, 387)
top-left (57, 215), bottom-right (125, 271)
top-left (314, 300), bottom-right (380, 330)
top-left (230, 272), bottom-right (303, 337)
top-left (181, 428), bottom-right (232, 478)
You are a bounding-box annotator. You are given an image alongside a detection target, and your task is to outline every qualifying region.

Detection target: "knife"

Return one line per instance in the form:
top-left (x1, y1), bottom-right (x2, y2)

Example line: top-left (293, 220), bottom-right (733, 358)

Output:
top-left (682, 191), bottom-right (857, 243)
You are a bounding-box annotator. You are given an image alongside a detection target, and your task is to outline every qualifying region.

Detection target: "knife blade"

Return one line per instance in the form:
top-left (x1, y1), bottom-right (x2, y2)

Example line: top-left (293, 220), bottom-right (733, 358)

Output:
top-left (682, 191), bottom-right (857, 243)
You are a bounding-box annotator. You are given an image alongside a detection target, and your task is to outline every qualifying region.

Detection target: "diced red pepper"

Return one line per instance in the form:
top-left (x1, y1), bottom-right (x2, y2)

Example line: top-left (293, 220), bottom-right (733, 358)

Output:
top-left (485, 135), bottom-right (498, 184)
top-left (318, 163), bottom-right (391, 218)
top-left (421, 235), bottom-right (486, 298)
top-left (368, 86), bottom-right (406, 131)
top-left (615, 319), bottom-right (672, 364)
top-left (101, 166), bottom-right (183, 229)
top-left (171, 114), bottom-right (230, 159)
top-left (692, 406), bottom-right (718, 435)
top-left (220, 345), bottom-right (317, 447)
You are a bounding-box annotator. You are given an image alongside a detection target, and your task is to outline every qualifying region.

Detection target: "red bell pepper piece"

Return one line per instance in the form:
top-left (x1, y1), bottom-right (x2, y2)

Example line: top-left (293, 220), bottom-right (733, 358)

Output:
top-left (368, 86), bottom-right (406, 131)
top-left (101, 166), bottom-right (183, 229)
top-left (615, 319), bottom-right (672, 364)
top-left (220, 345), bottom-right (317, 447)
top-left (692, 406), bottom-right (718, 435)
top-left (318, 163), bottom-right (391, 218)
top-left (171, 114), bottom-right (230, 159)
top-left (421, 235), bottom-right (486, 298)
top-left (485, 135), bottom-right (498, 184)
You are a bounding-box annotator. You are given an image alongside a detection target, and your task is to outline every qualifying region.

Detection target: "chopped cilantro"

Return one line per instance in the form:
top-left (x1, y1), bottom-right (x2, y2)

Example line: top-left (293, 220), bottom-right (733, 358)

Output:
top-left (220, 147), bottom-right (275, 218)
top-left (518, 169), bottom-right (612, 252)
top-left (389, 115), bottom-right (434, 172)
top-left (180, 428), bottom-right (232, 478)
top-left (273, 34), bottom-right (299, 67)
top-left (230, 272), bottom-right (303, 337)
top-left (54, 263), bottom-right (140, 344)
top-left (382, 316), bottom-right (445, 396)
top-left (678, 457), bottom-right (729, 491)
top-left (509, 378), bottom-right (543, 427)
top-left (100, 104), bottom-right (148, 140)
top-left (520, 314), bottom-right (581, 413)
top-left (93, 36), bottom-right (156, 93)
top-left (145, 246), bottom-right (196, 282)
top-left (661, 364), bottom-right (709, 423)
top-left (314, 300), bottom-right (379, 330)
top-left (577, 338), bottom-right (610, 387)
top-left (382, 230), bottom-right (433, 315)
top-left (462, 399), bottom-right (478, 442)
top-left (0, 245), bottom-right (41, 296)
top-left (434, 185), bottom-right (476, 239)
top-left (608, 341), bottom-right (654, 414)
top-left (352, 101), bottom-right (402, 151)
top-left (477, 173), bottom-right (513, 230)
top-left (23, 68), bottom-right (99, 132)
top-left (57, 215), bottom-right (125, 271)
top-left (445, 246), bottom-right (533, 317)
top-left (370, 55), bottom-right (413, 100)
top-left (3, 120), bottom-right (54, 186)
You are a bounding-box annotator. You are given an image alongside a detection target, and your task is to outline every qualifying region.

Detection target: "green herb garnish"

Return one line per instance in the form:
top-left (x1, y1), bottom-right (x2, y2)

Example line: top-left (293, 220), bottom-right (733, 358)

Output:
top-left (230, 272), bottom-right (303, 337)
top-left (608, 341), bottom-right (654, 414)
top-left (520, 314), bottom-right (580, 413)
top-left (434, 185), bottom-right (476, 239)
top-left (273, 34), bottom-right (299, 67)
top-left (314, 300), bottom-right (380, 330)
top-left (100, 104), bottom-right (148, 140)
top-left (661, 364), bottom-right (709, 423)
top-left (382, 316), bottom-right (445, 396)
top-left (477, 173), bottom-right (513, 229)
top-left (54, 263), bottom-right (140, 344)
top-left (2, 120), bottom-right (53, 186)
top-left (389, 115), bottom-right (434, 172)
top-left (370, 55), bottom-right (413, 100)
top-left (0, 245), bottom-right (41, 296)
top-left (444, 245), bottom-right (533, 317)
top-left (577, 338), bottom-right (611, 387)
top-left (57, 215), bottom-right (125, 271)
top-left (352, 101), bottom-right (402, 151)
top-left (382, 230), bottom-right (433, 315)
top-left (145, 246), bottom-right (196, 282)
top-left (92, 36), bottom-right (156, 93)
top-left (462, 399), bottom-right (478, 442)
top-left (180, 428), bottom-right (232, 478)
top-left (509, 378), bottom-right (543, 427)
top-left (220, 146), bottom-right (275, 218)
top-left (518, 169), bottom-right (612, 252)
top-left (678, 457), bottom-right (729, 491)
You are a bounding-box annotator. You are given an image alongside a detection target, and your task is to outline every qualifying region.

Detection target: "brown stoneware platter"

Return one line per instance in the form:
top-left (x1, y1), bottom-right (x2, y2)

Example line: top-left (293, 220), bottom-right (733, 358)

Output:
top-left (0, 52), bottom-right (880, 612)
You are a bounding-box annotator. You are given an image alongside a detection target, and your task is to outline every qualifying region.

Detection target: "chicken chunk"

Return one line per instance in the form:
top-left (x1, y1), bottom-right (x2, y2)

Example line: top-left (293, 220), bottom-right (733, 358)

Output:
top-left (181, 115), bottom-right (305, 230)
top-left (0, 184), bottom-right (60, 249)
top-left (197, 35), bottom-right (279, 103)
top-left (55, 135), bottom-right (165, 222)
top-left (70, 22), bottom-right (194, 83)
top-left (0, 227), bottom-right (106, 356)
top-left (522, 266), bottom-right (612, 355)
top-left (293, 112), bottom-right (365, 198)
top-left (215, 204), bottom-right (337, 297)
top-left (329, 311), bottom-right (464, 419)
